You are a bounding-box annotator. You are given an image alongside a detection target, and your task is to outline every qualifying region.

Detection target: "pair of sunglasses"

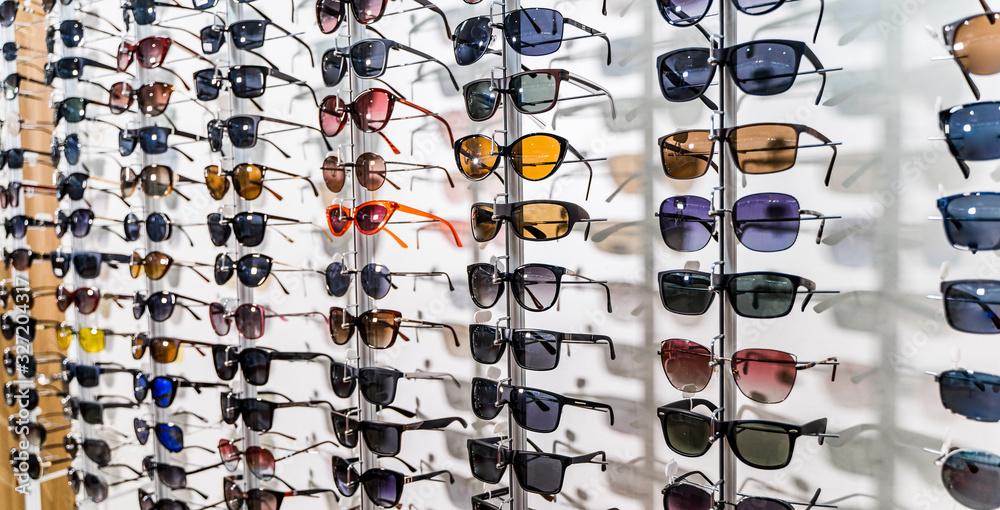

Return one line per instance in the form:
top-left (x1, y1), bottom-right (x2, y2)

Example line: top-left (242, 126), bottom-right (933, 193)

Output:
top-left (658, 39), bottom-right (833, 110)
top-left (930, 368), bottom-right (1000, 422)
top-left (320, 152), bottom-right (452, 193)
top-left (120, 164), bottom-right (201, 201)
top-left (219, 440), bottom-right (336, 482)
top-left (324, 261), bottom-right (453, 299)
top-left (326, 411), bottom-right (466, 456)
top-left (657, 193), bottom-right (837, 252)
top-left (656, 0), bottom-right (825, 42)
top-left (453, 8), bottom-right (611, 66)
top-left (204, 163), bottom-right (318, 201)
top-left (469, 323), bottom-right (615, 371)
top-left (207, 212), bottom-right (312, 248)
top-left (472, 377), bottom-right (613, 433)
top-left (50, 134), bottom-right (79, 166)
top-left (49, 250), bottom-right (131, 279)
top-left (55, 285), bottom-right (128, 315)
top-left (68, 469), bottom-right (108, 503)
top-left (64, 397), bottom-right (138, 425)
top-left (467, 437), bottom-right (607, 495)
top-left (194, 65), bottom-right (318, 104)
top-left (208, 302), bottom-right (324, 339)
top-left (4, 215), bottom-right (56, 239)
top-left (46, 20), bottom-right (116, 53)
top-left (200, 19), bottom-right (314, 64)
top-left (1, 183), bottom-right (55, 209)
top-left (319, 88), bottom-right (453, 147)
top-left (658, 270), bottom-right (832, 318)
top-left (331, 361), bottom-right (458, 405)
top-left (659, 123), bottom-right (838, 184)
top-left (315, 0), bottom-right (450, 35)
top-left (662, 471), bottom-right (833, 510)
top-left (132, 290), bottom-right (209, 321)
top-left (223, 477), bottom-right (338, 510)
top-left (221, 393), bottom-right (331, 432)
top-left (117, 36), bottom-right (207, 83)
top-left (108, 82), bottom-right (184, 116)
top-left (329, 38), bottom-right (458, 88)
top-left (212, 345), bottom-right (330, 385)
top-left (937, 101), bottom-right (1000, 179)
top-left (328, 306), bottom-right (460, 348)
top-left (133, 418), bottom-right (185, 452)
top-left (139, 455), bottom-right (218, 491)
top-left (214, 253), bottom-right (317, 291)
top-left (61, 360), bottom-right (135, 388)
top-left (933, 192), bottom-right (1000, 253)
top-left (207, 114), bottom-right (332, 152)
top-left (659, 339), bottom-right (837, 404)
top-left (454, 133), bottom-right (597, 198)
top-left (130, 334), bottom-right (213, 363)
top-left (471, 200), bottom-right (599, 242)
top-left (463, 68), bottom-right (616, 122)
top-left (658, 398), bottom-right (832, 469)
top-left (937, 279), bottom-right (1000, 334)
top-left (468, 262), bottom-right (613, 313)
top-left (326, 200), bottom-right (462, 248)
top-left (1, 312), bottom-right (58, 342)
top-left (133, 373), bottom-right (225, 408)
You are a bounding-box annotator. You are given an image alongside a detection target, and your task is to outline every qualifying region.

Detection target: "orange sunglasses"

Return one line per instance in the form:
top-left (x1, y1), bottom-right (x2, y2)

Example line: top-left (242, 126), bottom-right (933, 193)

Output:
top-left (326, 200), bottom-right (462, 248)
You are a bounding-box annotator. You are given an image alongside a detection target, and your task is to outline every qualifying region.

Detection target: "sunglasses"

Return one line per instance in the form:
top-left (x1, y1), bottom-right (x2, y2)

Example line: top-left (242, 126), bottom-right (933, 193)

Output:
top-left (327, 38), bottom-right (459, 90)
top-left (659, 339), bottom-right (837, 404)
top-left (207, 114), bottom-right (333, 152)
top-left (662, 471), bottom-right (834, 510)
top-left (934, 192), bottom-right (1000, 253)
top-left (658, 398), bottom-right (832, 469)
top-left (129, 251), bottom-right (210, 282)
top-left (1, 182), bottom-right (56, 209)
top-left (223, 477), bottom-right (337, 510)
top-left (204, 163), bottom-right (318, 201)
top-left (326, 200), bottom-right (462, 248)
top-left (112, 212), bottom-right (194, 244)
top-left (328, 306), bottom-right (460, 348)
top-left (68, 468), bottom-right (109, 503)
top-left (4, 349), bottom-right (64, 378)
top-left (468, 437), bottom-right (607, 495)
top-left (469, 323), bottom-right (615, 371)
top-left (938, 279), bottom-right (1000, 334)
top-left (64, 397), bottom-right (139, 425)
top-left (222, 393), bottom-right (333, 432)
top-left (657, 193), bottom-right (837, 252)
top-left (929, 448), bottom-right (1000, 510)
top-left (53, 97), bottom-right (113, 125)
top-left (315, 0), bottom-right (450, 35)
top-left (218, 440), bottom-right (336, 482)
top-left (43, 57), bottom-right (118, 86)
top-left (63, 436), bottom-right (114, 467)
top-left (117, 36), bottom-right (206, 74)
top-left (120, 164), bottom-right (202, 201)
top-left (2, 311), bottom-right (59, 342)
top-left (56, 172), bottom-right (129, 204)
top-left (3, 72), bottom-right (47, 101)
top-left (51, 209), bottom-right (102, 239)
top-left (463, 68), bottom-right (616, 122)
top-left (319, 88), bottom-right (454, 146)
top-left (108, 81), bottom-right (189, 116)
top-left (194, 65), bottom-right (319, 104)
top-left (214, 253), bottom-right (317, 291)
top-left (658, 123), bottom-right (838, 184)
top-left (472, 200), bottom-right (600, 243)
top-left (133, 290), bottom-right (210, 322)
top-left (4, 215), bottom-right (56, 239)
top-left (0, 283), bottom-right (49, 309)
top-left (3, 248), bottom-right (48, 271)
top-left (46, 21), bottom-right (117, 53)
top-left (468, 262), bottom-right (613, 313)
top-left (0, 147), bottom-right (52, 169)
top-left (208, 212), bottom-right (308, 248)
top-left (321, 152), bottom-right (453, 193)
top-left (453, 9), bottom-right (611, 66)
top-left (657, 270), bottom-right (832, 318)
top-left (56, 325), bottom-right (134, 353)
top-left (133, 418), bottom-right (185, 453)
top-left (937, 101), bottom-right (1000, 178)
top-left (454, 133), bottom-right (597, 198)
top-left (9, 416), bottom-right (72, 447)
top-left (330, 361), bottom-right (459, 405)
top-left (130, 333), bottom-right (214, 363)
top-left (212, 345), bottom-right (331, 385)
top-left (329, 453), bottom-right (422, 497)
top-left (657, 39), bottom-right (832, 110)
top-left (656, 0), bottom-right (825, 42)
top-left (50, 134), bottom-right (80, 166)
top-left (208, 302), bottom-right (325, 339)
top-left (472, 377), bottom-right (613, 433)
top-left (55, 283), bottom-right (124, 316)
top-left (49, 250), bottom-right (134, 279)
top-left (930, 368), bottom-right (1000, 422)
top-left (133, 373), bottom-right (226, 408)
top-left (942, 12), bottom-right (1000, 100)
top-left (61, 360), bottom-right (134, 387)
top-left (200, 20), bottom-right (314, 64)
top-left (324, 261), bottom-right (454, 299)
top-left (139, 455), bottom-right (219, 491)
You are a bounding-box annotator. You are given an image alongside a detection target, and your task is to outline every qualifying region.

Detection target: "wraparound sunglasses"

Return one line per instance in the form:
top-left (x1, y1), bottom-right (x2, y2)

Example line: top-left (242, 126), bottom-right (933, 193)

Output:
top-left (326, 200), bottom-right (462, 248)
top-left (657, 269), bottom-right (835, 318)
top-left (467, 262), bottom-right (613, 313)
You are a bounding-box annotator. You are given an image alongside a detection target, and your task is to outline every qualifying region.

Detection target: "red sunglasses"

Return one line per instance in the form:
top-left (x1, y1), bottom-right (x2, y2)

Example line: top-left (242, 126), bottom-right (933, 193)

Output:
top-left (319, 88), bottom-right (454, 153)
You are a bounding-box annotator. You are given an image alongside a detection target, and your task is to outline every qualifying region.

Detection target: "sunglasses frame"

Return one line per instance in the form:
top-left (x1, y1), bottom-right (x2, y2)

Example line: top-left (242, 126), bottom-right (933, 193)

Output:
top-left (467, 262), bottom-right (613, 313)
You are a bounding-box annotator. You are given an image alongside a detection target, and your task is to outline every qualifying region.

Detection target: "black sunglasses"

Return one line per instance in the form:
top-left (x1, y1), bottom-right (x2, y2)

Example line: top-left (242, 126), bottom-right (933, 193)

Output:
top-left (62, 360), bottom-right (136, 388)
top-left (214, 253), bottom-right (319, 292)
top-left (200, 19), bottom-right (315, 65)
top-left (353, 416), bottom-right (466, 457)
top-left (212, 345), bottom-right (332, 385)
top-left (467, 262), bottom-right (613, 313)
top-left (140, 455), bottom-right (221, 491)
top-left (468, 436), bottom-right (607, 495)
top-left (110, 212), bottom-right (196, 245)
top-left (656, 0), bottom-right (825, 42)
top-left (207, 212), bottom-right (313, 248)
top-left (44, 57), bottom-right (118, 86)
top-left (453, 9), bottom-right (611, 66)
top-left (133, 418), bottom-right (186, 453)
top-left (935, 192), bottom-right (1000, 253)
top-left (193, 65), bottom-right (319, 105)
top-left (662, 470), bottom-right (835, 510)
top-left (657, 39), bottom-right (834, 110)
top-left (657, 269), bottom-right (835, 318)
top-left (132, 290), bottom-right (209, 322)
top-left (471, 377), bottom-right (614, 433)
top-left (119, 126), bottom-right (203, 158)
top-left (468, 323), bottom-right (615, 371)
top-left (64, 397), bottom-right (139, 425)
top-left (324, 261), bottom-right (454, 299)
top-left (330, 361), bottom-right (459, 405)
top-left (50, 133), bottom-right (80, 166)
top-left (360, 467), bottom-right (454, 508)
top-left (463, 68), bottom-right (616, 122)
top-left (657, 398), bottom-right (833, 470)
top-left (207, 114), bottom-right (332, 153)
top-left (68, 468), bottom-right (109, 503)
top-left (330, 38), bottom-right (459, 90)
top-left (63, 436), bottom-right (114, 467)
top-left (221, 392), bottom-right (333, 432)
top-left (53, 97), bottom-right (112, 125)
top-left (55, 172), bottom-right (129, 205)
top-left (46, 21), bottom-right (117, 53)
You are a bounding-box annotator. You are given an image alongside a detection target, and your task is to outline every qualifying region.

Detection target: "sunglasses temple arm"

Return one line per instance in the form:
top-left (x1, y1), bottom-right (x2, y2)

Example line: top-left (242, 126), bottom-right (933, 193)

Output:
top-left (562, 271), bottom-right (613, 313)
top-left (405, 469), bottom-right (455, 485)
top-left (795, 357), bottom-right (839, 382)
top-left (394, 203), bottom-right (462, 247)
top-left (265, 167), bottom-right (320, 197)
top-left (401, 320), bottom-right (460, 347)
top-left (270, 23), bottom-right (315, 66)
top-left (797, 126), bottom-right (839, 185)
top-left (404, 370), bottom-right (461, 387)
top-left (562, 334), bottom-right (616, 359)
top-left (568, 73), bottom-right (617, 119)
top-left (396, 42), bottom-right (459, 91)
top-left (405, 416), bottom-right (468, 431)
top-left (564, 19), bottom-right (612, 66)
top-left (565, 396), bottom-right (614, 426)
top-left (572, 450), bottom-right (609, 471)
top-left (392, 271), bottom-right (455, 291)
top-left (565, 143), bottom-right (594, 200)
top-left (396, 97), bottom-right (454, 145)
top-left (269, 68), bottom-right (320, 107)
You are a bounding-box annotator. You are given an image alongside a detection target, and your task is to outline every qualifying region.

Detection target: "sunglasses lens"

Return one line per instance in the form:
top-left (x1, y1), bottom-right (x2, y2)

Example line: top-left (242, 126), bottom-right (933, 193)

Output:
top-left (241, 401), bottom-right (273, 432)
top-left (325, 262), bottom-right (352, 297)
top-left (158, 464), bottom-right (187, 488)
top-left (942, 450), bottom-right (1000, 509)
top-left (207, 120), bottom-right (223, 151)
top-left (469, 263), bottom-right (502, 308)
top-left (364, 425), bottom-right (400, 456)
top-left (456, 135), bottom-right (499, 180)
top-left (729, 124), bottom-right (799, 174)
top-left (79, 328), bottom-right (105, 353)
top-left (353, 0), bottom-right (385, 23)
top-left (136, 37), bottom-right (170, 68)
top-left (731, 422), bottom-right (791, 468)
top-left (235, 304), bottom-right (264, 339)
top-left (731, 349), bottom-right (797, 403)
top-left (194, 69), bottom-right (221, 100)
top-left (358, 368), bottom-right (396, 405)
top-left (505, 8), bottom-right (562, 56)
top-left (151, 377), bottom-right (176, 407)
top-left (939, 193), bottom-right (1000, 252)
top-left (321, 156), bottom-right (346, 193)
top-left (659, 271), bottom-right (713, 315)
top-left (209, 302), bottom-right (229, 335)
top-left (359, 311), bottom-right (397, 349)
top-left (230, 21), bottom-right (267, 50)
top-left (360, 263), bottom-right (392, 299)
top-left (354, 90), bottom-right (391, 132)
top-left (140, 165), bottom-right (173, 197)
top-left (659, 196), bottom-right (713, 251)
top-left (662, 411), bottom-right (712, 456)
top-left (213, 345), bottom-right (238, 380)
top-left (330, 362), bottom-right (356, 398)
top-left (332, 457), bottom-right (359, 496)
top-left (511, 135), bottom-right (562, 180)
top-left (356, 152), bottom-right (387, 191)
top-left (355, 203), bottom-right (387, 233)
top-left (953, 16), bottom-right (1000, 76)
top-left (732, 42), bottom-right (799, 95)
top-left (228, 67), bottom-right (265, 98)
top-left (513, 387), bottom-right (560, 432)
top-left (319, 96), bottom-right (348, 137)
top-left (660, 339), bottom-right (713, 393)
top-left (139, 127), bottom-right (171, 154)
top-left (84, 441), bottom-right (112, 467)
top-left (317, 0), bottom-right (344, 33)
top-left (362, 469), bottom-right (400, 507)
top-left (235, 255), bottom-right (271, 287)
top-left (109, 82), bottom-right (133, 113)
top-left (939, 370), bottom-right (1000, 422)
top-left (247, 446), bottom-right (276, 480)
top-left (468, 440), bottom-right (505, 483)
top-left (241, 348), bottom-right (270, 385)
top-left (664, 482), bottom-right (712, 510)
top-left (727, 273), bottom-right (796, 318)
top-left (72, 253), bottom-right (101, 278)
top-left (228, 116), bottom-right (258, 148)
top-left (511, 203), bottom-right (570, 240)
top-left (232, 212), bottom-right (267, 247)
top-left (660, 131), bottom-right (713, 179)
top-left (79, 402), bottom-right (103, 424)
top-left (454, 17), bottom-right (491, 65)
top-left (349, 40), bottom-right (386, 78)
top-left (946, 102), bottom-right (1000, 163)
top-left (207, 213), bottom-right (230, 247)
top-left (465, 80), bottom-right (497, 121)
top-left (470, 325), bottom-right (503, 364)
top-left (327, 205), bottom-right (351, 236)
top-left (471, 378), bottom-right (503, 420)
top-left (509, 72), bottom-right (557, 114)
top-left (657, 0), bottom-right (710, 25)
top-left (329, 307), bottom-right (353, 344)
top-left (215, 253), bottom-right (235, 285)
top-left (150, 337), bottom-right (179, 362)
top-left (218, 440), bottom-right (240, 471)
top-left (146, 213), bottom-right (170, 242)
top-left (332, 412), bottom-right (359, 448)
top-left (732, 193), bottom-right (799, 252)
top-left (659, 49), bottom-right (712, 102)
top-left (514, 266), bottom-right (558, 311)
top-left (155, 424), bottom-right (184, 452)
top-left (233, 164), bottom-right (264, 200)
top-left (204, 165), bottom-right (229, 200)
top-left (200, 25), bottom-right (224, 53)
top-left (321, 50), bottom-right (347, 86)
top-left (85, 474), bottom-right (108, 502)
top-left (514, 454), bottom-right (566, 494)
top-left (143, 253), bottom-right (172, 281)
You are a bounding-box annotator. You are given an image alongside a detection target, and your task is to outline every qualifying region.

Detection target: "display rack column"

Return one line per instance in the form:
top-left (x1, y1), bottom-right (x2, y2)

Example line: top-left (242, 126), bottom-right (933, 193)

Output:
top-left (345, 13), bottom-right (379, 510)
top-left (500, 0), bottom-right (526, 507)
top-left (717, 2), bottom-right (738, 506)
